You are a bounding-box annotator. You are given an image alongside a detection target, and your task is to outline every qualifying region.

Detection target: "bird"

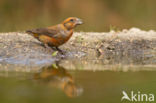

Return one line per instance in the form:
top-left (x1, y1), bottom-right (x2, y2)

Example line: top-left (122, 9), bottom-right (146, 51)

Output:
top-left (26, 17), bottom-right (83, 53)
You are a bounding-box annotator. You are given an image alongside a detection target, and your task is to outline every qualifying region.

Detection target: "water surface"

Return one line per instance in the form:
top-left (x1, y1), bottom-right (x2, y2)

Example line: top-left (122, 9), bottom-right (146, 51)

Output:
top-left (0, 63), bottom-right (156, 103)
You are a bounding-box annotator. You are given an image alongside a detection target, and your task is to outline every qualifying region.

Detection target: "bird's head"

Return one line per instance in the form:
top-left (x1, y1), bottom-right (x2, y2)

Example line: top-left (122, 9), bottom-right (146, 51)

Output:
top-left (62, 17), bottom-right (83, 30)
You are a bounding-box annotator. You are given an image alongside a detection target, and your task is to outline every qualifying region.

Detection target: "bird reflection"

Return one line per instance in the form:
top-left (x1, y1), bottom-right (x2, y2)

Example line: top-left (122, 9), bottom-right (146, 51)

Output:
top-left (33, 63), bottom-right (83, 98)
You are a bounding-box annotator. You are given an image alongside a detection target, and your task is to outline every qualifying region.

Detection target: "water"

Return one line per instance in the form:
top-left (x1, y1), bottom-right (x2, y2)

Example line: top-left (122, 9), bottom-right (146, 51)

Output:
top-left (0, 62), bottom-right (156, 103)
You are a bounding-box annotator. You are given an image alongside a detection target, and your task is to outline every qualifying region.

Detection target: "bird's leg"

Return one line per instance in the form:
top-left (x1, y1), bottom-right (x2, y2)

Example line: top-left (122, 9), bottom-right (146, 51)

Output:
top-left (43, 43), bottom-right (53, 52)
top-left (43, 43), bottom-right (49, 48)
top-left (55, 47), bottom-right (64, 54)
top-left (39, 43), bottom-right (46, 48)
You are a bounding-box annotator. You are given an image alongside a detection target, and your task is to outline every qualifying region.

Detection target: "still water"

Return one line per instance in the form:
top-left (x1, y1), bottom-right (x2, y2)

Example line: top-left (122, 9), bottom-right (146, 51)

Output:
top-left (0, 62), bottom-right (156, 103)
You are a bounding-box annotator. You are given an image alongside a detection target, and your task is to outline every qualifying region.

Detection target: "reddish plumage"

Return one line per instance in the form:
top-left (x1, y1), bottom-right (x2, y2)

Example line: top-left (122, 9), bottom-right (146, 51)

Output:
top-left (26, 17), bottom-right (83, 52)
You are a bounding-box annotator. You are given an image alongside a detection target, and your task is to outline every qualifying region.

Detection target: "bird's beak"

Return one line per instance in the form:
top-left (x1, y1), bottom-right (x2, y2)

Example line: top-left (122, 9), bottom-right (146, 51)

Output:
top-left (76, 18), bottom-right (83, 25)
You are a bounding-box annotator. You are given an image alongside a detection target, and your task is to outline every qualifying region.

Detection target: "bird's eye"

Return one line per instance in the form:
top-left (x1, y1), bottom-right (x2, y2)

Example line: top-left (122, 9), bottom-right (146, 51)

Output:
top-left (70, 19), bottom-right (74, 22)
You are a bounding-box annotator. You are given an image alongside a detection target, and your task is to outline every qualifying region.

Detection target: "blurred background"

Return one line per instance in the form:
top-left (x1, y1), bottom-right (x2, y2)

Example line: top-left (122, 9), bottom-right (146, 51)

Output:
top-left (0, 0), bottom-right (156, 32)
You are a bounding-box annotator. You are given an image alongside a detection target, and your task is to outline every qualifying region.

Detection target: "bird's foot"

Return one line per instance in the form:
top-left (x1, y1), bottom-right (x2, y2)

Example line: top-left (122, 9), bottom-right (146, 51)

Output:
top-left (55, 47), bottom-right (65, 55)
top-left (42, 44), bottom-right (65, 55)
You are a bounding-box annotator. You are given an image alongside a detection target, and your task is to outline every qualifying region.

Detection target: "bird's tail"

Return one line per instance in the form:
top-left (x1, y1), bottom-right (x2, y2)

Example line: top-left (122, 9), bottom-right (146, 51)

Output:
top-left (26, 30), bottom-right (39, 38)
top-left (26, 30), bottom-right (33, 34)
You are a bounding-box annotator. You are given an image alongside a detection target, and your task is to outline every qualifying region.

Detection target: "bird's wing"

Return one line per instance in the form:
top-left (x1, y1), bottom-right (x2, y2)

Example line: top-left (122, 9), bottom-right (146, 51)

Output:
top-left (26, 27), bottom-right (58, 37)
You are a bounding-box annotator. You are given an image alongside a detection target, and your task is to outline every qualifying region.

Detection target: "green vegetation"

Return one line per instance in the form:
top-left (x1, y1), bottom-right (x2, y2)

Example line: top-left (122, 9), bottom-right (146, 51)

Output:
top-left (52, 51), bottom-right (58, 56)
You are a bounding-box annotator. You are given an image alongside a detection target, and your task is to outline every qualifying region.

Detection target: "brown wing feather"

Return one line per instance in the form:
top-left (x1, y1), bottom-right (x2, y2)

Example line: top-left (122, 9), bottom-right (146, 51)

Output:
top-left (26, 27), bottom-right (58, 37)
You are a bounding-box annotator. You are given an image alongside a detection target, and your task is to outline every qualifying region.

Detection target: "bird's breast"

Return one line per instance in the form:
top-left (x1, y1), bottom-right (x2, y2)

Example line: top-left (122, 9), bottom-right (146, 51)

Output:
top-left (57, 30), bottom-right (73, 45)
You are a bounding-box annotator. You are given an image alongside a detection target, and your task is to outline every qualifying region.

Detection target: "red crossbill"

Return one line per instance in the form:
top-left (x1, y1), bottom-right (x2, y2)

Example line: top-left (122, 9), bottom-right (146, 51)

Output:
top-left (26, 17), bottom-right (83, 53)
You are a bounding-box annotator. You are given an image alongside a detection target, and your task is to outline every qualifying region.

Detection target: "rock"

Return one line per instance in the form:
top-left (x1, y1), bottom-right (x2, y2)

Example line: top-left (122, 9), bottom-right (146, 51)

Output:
top-left (0, 28), bottom-right (155, 70)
